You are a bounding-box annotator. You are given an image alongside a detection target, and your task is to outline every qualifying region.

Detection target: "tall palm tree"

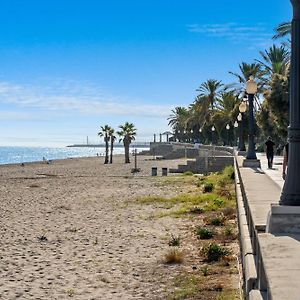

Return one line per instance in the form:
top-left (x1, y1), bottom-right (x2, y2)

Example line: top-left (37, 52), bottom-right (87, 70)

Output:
top-left (167, 106), bottom-right (189, 141)
top-left (98, 125), bottom-right (111, 164)
top-left (117, 122), bottom-right (137, 163)
top-left (108, 128), bottom-right (116, 164)
top-left (256, 44), bottom-right (290, 77)
top-left (273, 22), bottom-right (291, 40)
top-left (212, 91), bottom-right (239, 144)
top-left (196, 79), bottom-right (223, 110)
top-left (229, 62), bottom-right (265, 109)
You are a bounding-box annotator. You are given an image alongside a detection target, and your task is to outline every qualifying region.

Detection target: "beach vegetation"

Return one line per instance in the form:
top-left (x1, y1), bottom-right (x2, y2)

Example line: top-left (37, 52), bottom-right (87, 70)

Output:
top-left (201, 243), bottom-right (229, 262)
top-left (171, 274), bottom-right (200, 299)
top-left (206, 215), bottom-right (226, 226)
top-left (201, 265), bottom-right (209, 276)
top-left (163, 249), bottom-right (184, 264)
top-left (182, 171), bottom-right (194, 176)
top-left (195, 226), bottom-right (214, 240)
top-left (66, 289), bottom-right (75, 297)
top-left (117, 122), bottom-right (137, 163)
top-left (37, 234), bottom-right (48, 242)
top-left (168, 234), bottom-right (180, 247)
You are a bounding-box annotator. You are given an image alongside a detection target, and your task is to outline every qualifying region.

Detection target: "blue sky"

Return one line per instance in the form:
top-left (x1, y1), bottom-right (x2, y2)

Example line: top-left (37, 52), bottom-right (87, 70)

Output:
top-left (0, 0), bottom-right (291, 146)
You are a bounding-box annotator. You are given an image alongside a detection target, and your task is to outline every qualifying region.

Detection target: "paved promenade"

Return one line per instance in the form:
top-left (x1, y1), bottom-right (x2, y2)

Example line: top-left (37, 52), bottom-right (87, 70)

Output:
top-left (237, 152), bottom-right (300, 300)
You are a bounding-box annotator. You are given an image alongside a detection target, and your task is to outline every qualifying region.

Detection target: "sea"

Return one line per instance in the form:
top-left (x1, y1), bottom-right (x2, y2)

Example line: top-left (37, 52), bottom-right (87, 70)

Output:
top-left (0, 146), bottom-right (150, 165)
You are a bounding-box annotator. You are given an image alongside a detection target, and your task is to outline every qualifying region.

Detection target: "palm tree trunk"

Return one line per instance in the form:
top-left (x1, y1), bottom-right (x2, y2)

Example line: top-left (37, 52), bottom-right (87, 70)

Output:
top-left (104, 137), bottom-right (109, 164)
top-left (124, 141), bottom-right (130, 163)
top-left (110, 140), bottom-right (114, 163)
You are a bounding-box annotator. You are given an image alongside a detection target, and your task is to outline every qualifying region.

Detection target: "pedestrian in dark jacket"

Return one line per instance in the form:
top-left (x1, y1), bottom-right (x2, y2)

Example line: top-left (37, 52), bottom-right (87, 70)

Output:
top-left (264, 136), bottom-right (276, 169)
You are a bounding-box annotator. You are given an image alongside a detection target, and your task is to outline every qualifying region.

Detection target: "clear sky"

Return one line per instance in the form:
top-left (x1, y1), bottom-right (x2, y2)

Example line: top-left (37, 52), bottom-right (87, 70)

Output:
top-left (0, 0), bottom-right (291, 146)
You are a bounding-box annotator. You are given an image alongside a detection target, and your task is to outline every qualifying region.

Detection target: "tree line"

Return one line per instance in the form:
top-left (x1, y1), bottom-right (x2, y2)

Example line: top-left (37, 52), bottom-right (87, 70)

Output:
top-left (168, 22), bottom-right (291, 150)
top-left (98, 122), bottom-right (137, 164)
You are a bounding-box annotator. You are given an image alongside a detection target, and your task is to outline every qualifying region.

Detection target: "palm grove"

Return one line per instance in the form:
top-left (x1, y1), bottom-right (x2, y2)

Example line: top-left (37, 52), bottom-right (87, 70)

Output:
top-left (98, 122), bottom-right (137, 164)
top-left (168, 22), bottom-right (291, 151)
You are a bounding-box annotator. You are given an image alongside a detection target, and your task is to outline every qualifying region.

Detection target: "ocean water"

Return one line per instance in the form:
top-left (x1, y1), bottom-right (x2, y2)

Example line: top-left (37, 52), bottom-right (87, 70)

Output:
top-left (0, 146), bottom-right (149, 165)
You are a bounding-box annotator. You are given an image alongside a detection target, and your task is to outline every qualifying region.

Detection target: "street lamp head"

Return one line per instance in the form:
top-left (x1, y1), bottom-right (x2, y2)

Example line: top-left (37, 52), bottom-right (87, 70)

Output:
top-left (237, 113), bottom-right (242, 121)
top-left (190, 129), bottom-right (193, 133)
top-left (211, 126), bottom-right (215, 132)
top-left (199, 128), bottom-right (202, 133)
top-left (183, 130), bottom-right (186, 134)
top-left (246, 76), bottom-right (258, 94)
top-left (234, 120), bottom-right (238, 128)
top-left (239, 101), bottom-right (247, 113)
top-left (226, 124), bottom-right (230, 130)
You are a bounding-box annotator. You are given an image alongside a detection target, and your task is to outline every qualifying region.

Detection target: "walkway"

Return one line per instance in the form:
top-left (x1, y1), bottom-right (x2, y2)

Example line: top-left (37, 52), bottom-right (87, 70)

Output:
top-left (237, 152), bottom-right (300, 300)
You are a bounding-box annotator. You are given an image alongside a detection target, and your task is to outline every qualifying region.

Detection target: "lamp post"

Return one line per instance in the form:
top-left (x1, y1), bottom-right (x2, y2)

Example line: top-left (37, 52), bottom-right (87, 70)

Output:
top-left (211, 125), bottom-right (215, 145)
top-left (238, 101), bottom-right (247, 151)
top-left (234, 120), bottom-right (238, 146)
top-left (199, 127), bottom-right (202, 143)
top-left (226, 124), bottom-right (230, 145)
top-left (280, 0), bottom-right (300, 205)
top-left (245, 76), bottom-right (257, 159)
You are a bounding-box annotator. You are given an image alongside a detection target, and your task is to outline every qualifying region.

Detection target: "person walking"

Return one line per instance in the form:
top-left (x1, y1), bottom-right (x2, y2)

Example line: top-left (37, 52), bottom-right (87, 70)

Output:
top-left (264, 136), bottom-right (276, 169)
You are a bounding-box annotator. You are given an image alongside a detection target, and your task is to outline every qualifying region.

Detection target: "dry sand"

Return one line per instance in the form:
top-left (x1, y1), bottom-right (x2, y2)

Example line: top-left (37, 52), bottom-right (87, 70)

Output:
top-left (0, 154), bottom-right (239, 299)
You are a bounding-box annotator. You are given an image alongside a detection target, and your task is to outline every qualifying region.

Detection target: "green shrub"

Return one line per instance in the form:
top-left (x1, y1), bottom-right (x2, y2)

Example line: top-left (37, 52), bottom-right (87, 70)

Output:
top-left (182, 171), bottom-right (194, 176)
top-left (195, 226), bottom-right (214, 239)
top-left (201, 243), bottom-right (229, 262)
top-left (168, 234), bottom-right (180, 247)
top-left (202, 182), bottom-right (214, 193)
top-left (207, 216), bottom-right (225, 226)
top-left (189, 206), bottom-right (204, 214)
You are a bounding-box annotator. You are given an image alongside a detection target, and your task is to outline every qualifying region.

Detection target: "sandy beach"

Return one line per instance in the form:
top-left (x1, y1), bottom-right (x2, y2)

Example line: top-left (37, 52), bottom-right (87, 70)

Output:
top-left (0, 155), bottom-right (239, 300)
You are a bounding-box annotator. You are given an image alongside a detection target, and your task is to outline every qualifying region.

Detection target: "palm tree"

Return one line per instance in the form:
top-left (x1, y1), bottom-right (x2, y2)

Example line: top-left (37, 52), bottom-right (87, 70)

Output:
top-left (212, 91), bottom-right (239, 145)
top-left (256, 45), bottom-right (290, 77)
top-left (167, 106), bottom-right (189, 141)
top-left (108, 128), bottom-right (116, 164)
top-left (229, 62), bottom-right (265, 109)
top-left (117, 122), bottom-right (137, 163)
top-left (98, 125), bottom-right (111, 164)
top-left (273, 22), bottom-right (291, 40)
top-left (196, 79), bottom-right (223, 110)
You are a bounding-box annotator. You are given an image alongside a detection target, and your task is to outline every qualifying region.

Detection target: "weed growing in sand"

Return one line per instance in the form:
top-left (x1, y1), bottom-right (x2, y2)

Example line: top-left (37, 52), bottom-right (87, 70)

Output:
top-left (182, 171), bottom-right (194, 176)
top-left (171, 274), bottom-right (200, 299)
top-left (202, 182), bottom-right (214, 193)
top-left (216, 290), bottom-right (240, 300)
top-left (163, 249), bottom-right (184, 264)
top-left (206, 215), bottom-right (226, 226)
top-left (37, 235), bottom-right (48, 242)
top-left (195, 226), bottom-right (214, 240)
top-left (168, 234), bottom-right (180, 247)
top-left (66, 227), bottom-right (78, 233)
top-left (201, 265), bottom-right (209, 276)
top-left (201, 243), bottom-right (229, 262)
top-left (189, 206), bottom-right (204, 214)
top-left (93, 237), bottom-right (98, 245)
top-left (67, 289), bottom-right (75, 297)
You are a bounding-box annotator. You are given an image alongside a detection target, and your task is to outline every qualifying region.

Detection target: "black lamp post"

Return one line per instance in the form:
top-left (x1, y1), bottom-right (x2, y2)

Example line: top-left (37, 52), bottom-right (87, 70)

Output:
top-left (226, 124), bottom-right (230, 145)
top-left (234, 121), bottom-right (238, 146)
top-left (199, 127), bottom-right (202, 143)
top-left (238, 101), bottom-right (247, 151)
top-left (211, 126), bottom-right (215, 145)
top-left (245, 76), bottom-right (258, 159)
top-left (280, 0), bottom-right (300, 205)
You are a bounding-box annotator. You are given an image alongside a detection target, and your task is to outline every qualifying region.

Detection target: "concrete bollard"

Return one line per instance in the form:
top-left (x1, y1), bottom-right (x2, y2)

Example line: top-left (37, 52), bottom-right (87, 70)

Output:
top-left (162, 167), bottom-right (168, 176)
top-left (151, 167), bottom-right (158, 176)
